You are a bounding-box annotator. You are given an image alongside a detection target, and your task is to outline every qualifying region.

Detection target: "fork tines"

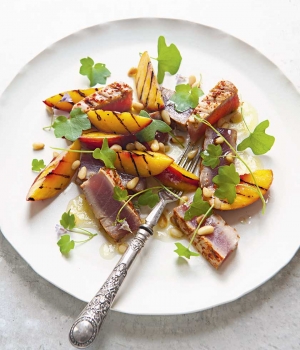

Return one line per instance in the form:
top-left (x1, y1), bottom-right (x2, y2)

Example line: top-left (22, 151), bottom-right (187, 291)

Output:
top-left (176, 142), bottom-right (201, 174)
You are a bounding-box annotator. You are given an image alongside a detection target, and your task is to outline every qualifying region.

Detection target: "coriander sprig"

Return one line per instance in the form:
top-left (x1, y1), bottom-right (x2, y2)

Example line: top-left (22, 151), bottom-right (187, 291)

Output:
top-left (194, 115), bottom-right (267, 213)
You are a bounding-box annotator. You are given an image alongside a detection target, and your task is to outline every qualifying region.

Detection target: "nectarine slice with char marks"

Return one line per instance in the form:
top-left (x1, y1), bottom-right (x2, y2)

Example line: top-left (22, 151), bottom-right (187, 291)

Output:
top-left (155, 163), bottom-right (199, 192)
top-left (26, 140), bottom-right (81, 201)
top-left (79, 132), bottom-right (136, 150)
top-left (87, 110), bottom-right (152, 135)
top-left (114, 150), bottom-right (174, 177)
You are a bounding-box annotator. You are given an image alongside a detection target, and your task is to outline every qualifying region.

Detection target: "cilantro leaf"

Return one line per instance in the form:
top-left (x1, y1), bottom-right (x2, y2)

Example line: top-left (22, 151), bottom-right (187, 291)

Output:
top-left (93, 138), bottom-right (116, 168)
top-left (80, 57), bottom-right (111, 87)
top-left (201, 144), bottom-right (222, 168)
top-left (213, 164), bottom-right (240, 204)
top-left (174, 242), bottom-right (200, 259)
top-left (31, 159), bottom-right (46, 172)
top-left (156, 36), bottom-right (182, 84)
top-left (136, 110), bottom-right (171, 142)
top-left (57, 234), bottom-right (75, 255)
top-left (60, 210), bottom-right (76, 230)
top-left (170, 84), bottom-right (204, 112)
top-left (52, 108), bottom-right (91, 141)
top-left (113, 186), bottom-right (129, 201)
top-left (237, 120), bottom-right (275, 155)
top-left (184, 188), bottom-right (212, 221)
top-left (137, 190), bottom-right (159, 208)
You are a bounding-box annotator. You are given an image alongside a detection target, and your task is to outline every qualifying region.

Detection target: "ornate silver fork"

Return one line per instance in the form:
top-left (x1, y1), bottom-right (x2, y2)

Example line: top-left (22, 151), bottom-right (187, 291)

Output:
top-left (69, 142), bottom-right (201, 348)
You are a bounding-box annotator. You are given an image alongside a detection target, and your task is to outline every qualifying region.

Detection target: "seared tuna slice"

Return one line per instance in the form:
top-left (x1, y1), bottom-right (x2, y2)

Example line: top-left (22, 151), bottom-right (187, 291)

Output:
top-left (200, 127), bottom-right (237, 188)
top-left (172, 204), bottom-right (239, 269)
top-left (161, 87), bottom-right (193, 129)
top-left (188, 81), bottom-right (239, 143)
top-left (73, 82), bottom-right (133, 113)
top-left (81, 168), bottom-right (141, 241)
top-left (77, 153), bottom-right (146, 192)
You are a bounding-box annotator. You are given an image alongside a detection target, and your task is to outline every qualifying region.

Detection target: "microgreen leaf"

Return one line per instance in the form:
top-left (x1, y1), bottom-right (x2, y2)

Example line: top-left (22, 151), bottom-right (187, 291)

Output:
top-left (136, 110), bottom-right (171, 142)
top-left (113, 186), bottom-right (129, 201)
top-left (170, 84), bottom-right (204, 112)
top-left (137, 190), bottom-right (160, 208)
top-left (237, 120), bottom-right (275, 155)
top-left (156, 36), bottom-right (182, 84)
top-left (57, 234), bottom-right (75, 255)
top-left (31, 159), bottom-right (46, 172)
top-left (201, 144), bottom-right (222, 169)
top-left (184, 188), bottom-right (212, 221)
top-left (79, 57), bottom-right (111, 87)
top-left (60, 210), bottom-right (76, 230)
top-left (92, 138), bottom-right (116, 168)
top-left (52, 108), bottom-right (91, 141)
top-left (174, 242), bottom-right (200, 259)
top-left (213, 164), bottom-right (240, 204)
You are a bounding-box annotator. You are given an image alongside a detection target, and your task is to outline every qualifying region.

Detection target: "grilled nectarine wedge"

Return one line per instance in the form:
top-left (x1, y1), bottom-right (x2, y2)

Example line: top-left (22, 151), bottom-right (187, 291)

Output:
top-left (155, 163), bottom-right (199, 192)
top-left (135, 51), bottom-right (165, 111)
top-left (87, 110), bottom-right (152, 135)
top-left (26, 140), bottom-right (81, 201)
top-left (207, 169), bottom-right (273, 210)
top-left (79, 132), bottom-right (136, 150)
top-left (114, 150), bottom-right (174, 177)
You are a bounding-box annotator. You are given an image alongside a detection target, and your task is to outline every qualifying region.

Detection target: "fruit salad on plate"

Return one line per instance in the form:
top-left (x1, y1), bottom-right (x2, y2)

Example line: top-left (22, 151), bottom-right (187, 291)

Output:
top-left (26, 36), bottom-right (275, 269)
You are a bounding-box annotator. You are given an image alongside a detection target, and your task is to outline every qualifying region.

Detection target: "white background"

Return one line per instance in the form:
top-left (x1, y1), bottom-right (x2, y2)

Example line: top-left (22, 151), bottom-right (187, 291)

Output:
top-left (0, 0), bottom-right (299, 349)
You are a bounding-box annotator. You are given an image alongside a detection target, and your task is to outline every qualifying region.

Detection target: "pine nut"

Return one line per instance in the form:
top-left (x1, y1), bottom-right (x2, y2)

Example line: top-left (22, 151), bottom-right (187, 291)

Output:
top-left (203, 187), bottom-right (214, 198)
top-left (128, 67), bottom-right (138, 77)
top-left (188, 149), bottom-right (198, 159)
top-left (158, 213), bottom-right (168, 229)
top-left (78, 166), bottom-right (87, 180)
top-left (71, 160), bottom-right (81, 170)
top-left (126, 177), bottom-right (139, 190)
top-left (225, 153), bottom-right (234, 163)
top-left (126, 143), bottom-right (136, 151)
top-left (169, 227), bottom-right (183, 238)
top-left (188, 115), bottom-right (195, 123)
top-left (149, 139), bottom-right (160, 152)
top-left (32, 142), bottom-right (45, 150)
top-left (192, 81), bottom-right (200, 88)
top-left (158, 142), bottom-right (165, 153)
top-left (215, 137), bottom-right (224, 144)
top-left (188, 75), bottom-right (196, 86)
top-left (179, 195), bottom-right (189, 205)
top-left (213, 197), bottom-right (222, 209)
top-left (110, 144), bottom-right (122, 152)
top-left (161, 110), bottom-right (171, 125)
top-left (217, 117), bottom-right (227, 127)
top-left (222, 122), bottom-right (230, 129)
top-left (197, 225), bottom-right (214, 236)
top-left (171, 136), bottom-right (185, 144)
top-left (134, 141), bottom-right (146, 151)
top-left (164, 145), bottom-right (170, 152)
top-left (196, 215), bottom-right (204, 224)
top-left (230, 111), bottom-right (242, 123)
top-left (53, 151), bottom-right (59, 158)
top-left (132, 101), bottom-right (144, 113)
top-left (118, 243), bottom-right (128, 254)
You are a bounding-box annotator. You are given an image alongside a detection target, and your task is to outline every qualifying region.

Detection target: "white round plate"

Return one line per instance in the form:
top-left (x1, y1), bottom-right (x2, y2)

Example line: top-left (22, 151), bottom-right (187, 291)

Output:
top-left (0, 18), bottom-right (299, 315)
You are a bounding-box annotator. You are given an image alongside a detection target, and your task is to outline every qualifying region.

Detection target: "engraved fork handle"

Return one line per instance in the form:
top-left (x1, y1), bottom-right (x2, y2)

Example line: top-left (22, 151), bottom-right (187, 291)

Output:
top-left (69, 198), bottom-right (168, 348)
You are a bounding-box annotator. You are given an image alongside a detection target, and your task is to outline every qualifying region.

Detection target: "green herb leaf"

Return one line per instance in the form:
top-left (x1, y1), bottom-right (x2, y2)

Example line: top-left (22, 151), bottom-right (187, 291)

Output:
top-left (174, 242), bottom-right (200, 259)
top-left (137, 190), bottom-right (160, 208)
top-left (136, 110), bottom-right (171, 142)
top-left (57, 234), bottom-right (75, 255)
top-left (184, 188), bottom-right (212, 221)
top-left (93, 138), bottom-right (116, 168)
top-left (237, 120), bottom-right (275, 155)
top-left (201, 144), bottom-right (222, 169)
top-left (52, 108), bottom-right (91, 141)
top-left (156, 36), bottom-right (182, 84)
top-left (170, 84), bottom-right (204, 112)
top-left (213, 164), bottom-right (240, 204)
top-left (31, 159), bottom-right (46, 172)
top-left (60, 209), bottom-right (76, 230)
top-left (113, 186), bottom-right (129, 201)
top-left (79, 57), bottom-right (111, 87)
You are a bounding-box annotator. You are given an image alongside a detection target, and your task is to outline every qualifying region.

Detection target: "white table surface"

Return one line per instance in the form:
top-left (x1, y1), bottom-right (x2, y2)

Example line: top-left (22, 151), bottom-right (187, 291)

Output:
top-left (0, 0), bottom-right (299, 349)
